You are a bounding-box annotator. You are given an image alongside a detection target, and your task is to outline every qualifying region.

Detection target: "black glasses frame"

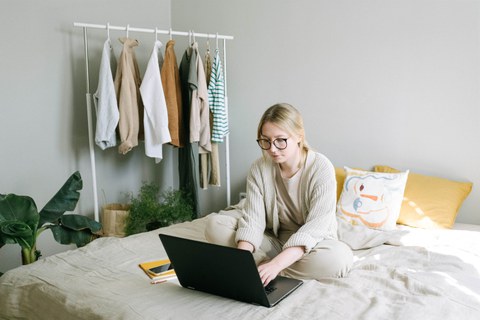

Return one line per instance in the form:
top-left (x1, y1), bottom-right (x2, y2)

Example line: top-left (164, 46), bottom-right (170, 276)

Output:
top-left (256, 138), bottom-right (289, 150)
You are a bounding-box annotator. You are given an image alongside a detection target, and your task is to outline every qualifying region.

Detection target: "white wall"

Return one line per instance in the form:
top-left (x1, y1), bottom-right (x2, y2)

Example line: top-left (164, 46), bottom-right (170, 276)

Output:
top-left (172, 0), bottom-right (479, 222)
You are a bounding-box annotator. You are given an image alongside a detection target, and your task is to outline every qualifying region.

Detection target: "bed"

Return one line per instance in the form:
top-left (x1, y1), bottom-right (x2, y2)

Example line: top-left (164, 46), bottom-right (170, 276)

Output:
top-left (0, 206), bottom-right (479, 320)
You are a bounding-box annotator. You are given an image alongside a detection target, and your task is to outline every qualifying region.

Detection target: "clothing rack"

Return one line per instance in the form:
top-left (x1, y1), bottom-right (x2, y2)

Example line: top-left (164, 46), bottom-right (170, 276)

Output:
top-left (74, 22), bottom-right (234, 221)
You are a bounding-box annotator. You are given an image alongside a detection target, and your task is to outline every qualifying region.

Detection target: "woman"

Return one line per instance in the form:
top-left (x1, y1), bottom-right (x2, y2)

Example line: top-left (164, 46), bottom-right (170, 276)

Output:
top-left (205, 103), bottom-right (352, 285)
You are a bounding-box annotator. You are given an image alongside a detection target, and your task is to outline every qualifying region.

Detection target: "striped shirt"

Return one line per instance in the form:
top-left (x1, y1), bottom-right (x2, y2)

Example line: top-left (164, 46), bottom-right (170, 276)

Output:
top-left (207, 49), bottom-right (229, 142)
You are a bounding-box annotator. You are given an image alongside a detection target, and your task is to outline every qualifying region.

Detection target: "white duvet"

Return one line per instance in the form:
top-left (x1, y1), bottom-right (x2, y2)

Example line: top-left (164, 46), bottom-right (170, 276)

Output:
top-left (0, 215), bottom-right (479, 320)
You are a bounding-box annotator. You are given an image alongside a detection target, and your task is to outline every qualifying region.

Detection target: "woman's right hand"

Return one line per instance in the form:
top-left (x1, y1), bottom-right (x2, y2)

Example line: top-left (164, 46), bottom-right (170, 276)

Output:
top-left (237, 241), bottom-right (254, 252)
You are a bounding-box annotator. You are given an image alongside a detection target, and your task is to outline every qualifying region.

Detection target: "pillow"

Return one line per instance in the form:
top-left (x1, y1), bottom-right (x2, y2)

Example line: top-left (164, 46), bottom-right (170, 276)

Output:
top-left (336, 167), bottom-right (409, 230)
top-left (374, 165), bottom-right (473, 229)
top-left (335, 167), bottom-right (346, 202)
top-left (335, 167), bottom-right (363, 202)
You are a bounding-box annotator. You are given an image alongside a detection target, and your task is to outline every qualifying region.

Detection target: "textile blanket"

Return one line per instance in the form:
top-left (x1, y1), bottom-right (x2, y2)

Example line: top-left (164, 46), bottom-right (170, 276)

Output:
top-left (0, 213), bottom-right (479, 320)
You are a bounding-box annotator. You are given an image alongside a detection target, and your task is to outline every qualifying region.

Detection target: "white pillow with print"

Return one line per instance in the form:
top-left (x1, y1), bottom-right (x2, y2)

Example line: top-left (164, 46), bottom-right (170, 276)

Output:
top-left (336, 167), bottom-right (409, 230)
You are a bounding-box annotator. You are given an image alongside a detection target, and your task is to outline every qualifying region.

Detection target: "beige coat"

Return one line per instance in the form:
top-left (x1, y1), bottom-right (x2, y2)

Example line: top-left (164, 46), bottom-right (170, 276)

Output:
top-left (114, 37), bottom-right (143, 154)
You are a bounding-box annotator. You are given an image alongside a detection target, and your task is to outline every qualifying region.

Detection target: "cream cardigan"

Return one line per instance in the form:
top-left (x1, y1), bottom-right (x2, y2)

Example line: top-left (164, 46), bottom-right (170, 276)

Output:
top-left (236, 150), bottom-right (338, 253)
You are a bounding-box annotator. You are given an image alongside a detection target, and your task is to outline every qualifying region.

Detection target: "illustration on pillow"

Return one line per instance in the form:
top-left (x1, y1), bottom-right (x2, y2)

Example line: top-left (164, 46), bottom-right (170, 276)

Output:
top-left (336, 167), bottom-right (409, 230)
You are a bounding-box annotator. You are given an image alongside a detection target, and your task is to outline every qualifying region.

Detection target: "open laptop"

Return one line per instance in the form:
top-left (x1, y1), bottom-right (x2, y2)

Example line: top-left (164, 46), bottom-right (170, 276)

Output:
top-left (159, 234), bottom-right (303, 308)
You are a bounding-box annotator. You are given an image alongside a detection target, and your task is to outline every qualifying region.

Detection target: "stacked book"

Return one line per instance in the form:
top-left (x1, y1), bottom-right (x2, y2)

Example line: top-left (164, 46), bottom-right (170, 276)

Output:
top-left (138, 259), bottom-right (177, 283)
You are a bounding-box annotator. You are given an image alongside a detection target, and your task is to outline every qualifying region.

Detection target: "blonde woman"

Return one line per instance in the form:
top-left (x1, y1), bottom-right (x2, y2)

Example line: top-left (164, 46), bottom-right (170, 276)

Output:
top-left (206, 103), bottom-right (352, 285)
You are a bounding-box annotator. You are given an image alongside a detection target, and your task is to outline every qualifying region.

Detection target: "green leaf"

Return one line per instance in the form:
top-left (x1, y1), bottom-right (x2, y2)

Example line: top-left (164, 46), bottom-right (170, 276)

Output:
top-left (0, 221), bottom-right (35, 249)
top-left (49, 225), bottom-right (95, 247)
top-left (0, 194), bottom-right (38, 248)
top-left (0, 194), bottom-right (38, 227)
top-left (60, 214), bottom-right (102, 233)
top-left (38, 171), bottom-right (83, 227)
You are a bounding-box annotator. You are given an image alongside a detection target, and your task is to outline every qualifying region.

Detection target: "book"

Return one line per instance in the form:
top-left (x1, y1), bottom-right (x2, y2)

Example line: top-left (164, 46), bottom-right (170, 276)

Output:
top-left (138, 259), bottom-right (176, 281)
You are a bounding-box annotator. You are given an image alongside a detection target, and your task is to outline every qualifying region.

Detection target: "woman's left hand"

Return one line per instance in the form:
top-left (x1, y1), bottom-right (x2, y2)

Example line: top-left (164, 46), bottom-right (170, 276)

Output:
top-left (257, 246), bottom-right (305, 286)
top-left (258, 260), bottom-right (283, 286)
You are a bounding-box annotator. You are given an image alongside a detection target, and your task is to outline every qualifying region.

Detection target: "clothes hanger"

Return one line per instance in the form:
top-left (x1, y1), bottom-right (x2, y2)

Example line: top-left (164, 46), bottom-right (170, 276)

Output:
top-left (106, 22), bottom-right (110, 41)
top-left (215, 32), bottom-right (219, 50)
top-left (126, 24), bottom-right (130, 38)
top-left (206, 34), bottom-right (211, 55)
top-left (169, 28), bottom-right (172, 41)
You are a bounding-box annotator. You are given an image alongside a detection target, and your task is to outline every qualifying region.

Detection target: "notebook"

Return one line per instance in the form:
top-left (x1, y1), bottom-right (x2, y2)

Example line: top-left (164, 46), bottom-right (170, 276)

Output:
top-left (159, 234), bottom-right (303, 308)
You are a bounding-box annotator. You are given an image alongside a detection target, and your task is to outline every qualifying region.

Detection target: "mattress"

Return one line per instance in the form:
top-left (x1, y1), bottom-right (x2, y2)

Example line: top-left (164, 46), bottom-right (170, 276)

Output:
top-left (0, 214), bottom-right (479, 320)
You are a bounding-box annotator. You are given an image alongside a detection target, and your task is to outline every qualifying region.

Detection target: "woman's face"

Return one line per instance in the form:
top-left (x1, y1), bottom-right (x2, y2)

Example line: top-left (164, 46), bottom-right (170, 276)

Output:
top-left (260, 121), bottom-right (301, 165)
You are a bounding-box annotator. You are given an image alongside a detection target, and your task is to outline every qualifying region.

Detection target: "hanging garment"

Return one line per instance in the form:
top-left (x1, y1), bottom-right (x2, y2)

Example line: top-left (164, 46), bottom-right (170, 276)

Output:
top-left (189, 42), bottom-right (212, 190)
top-left (189, 42), bottom-right (211, 153)
top-left (208, 143), bottom-right (220, 187)
top-left (201, 42), bottom-right (214, 188)
top-left (161, 40), bottom-right (183, 147)
top-left (208, 48), bottom-right (229, 143)
top-left (207, 49), bottom-right (229, 186)
top-left (204, 47), bottom-right (212, 86)
top-left (200, 151), bottom-right (209, 190)
top-left (140, 40), bottom-right (171, 163)
top-left (93, 39), bottom-right (119, 150)
top-left (114, 37), bottom-right (144, 155)
top-left (179, 45), bottom-right (199, 217)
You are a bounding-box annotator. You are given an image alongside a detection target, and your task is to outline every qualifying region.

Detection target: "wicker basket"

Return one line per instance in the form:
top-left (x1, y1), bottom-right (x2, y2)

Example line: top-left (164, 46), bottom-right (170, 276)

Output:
top-left (101, 203), bottom-right (131, 237)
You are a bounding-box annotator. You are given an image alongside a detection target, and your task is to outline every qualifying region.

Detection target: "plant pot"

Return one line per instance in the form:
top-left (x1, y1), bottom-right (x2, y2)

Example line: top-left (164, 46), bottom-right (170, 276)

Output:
top-left (102, 203), bottom-right (131, 237)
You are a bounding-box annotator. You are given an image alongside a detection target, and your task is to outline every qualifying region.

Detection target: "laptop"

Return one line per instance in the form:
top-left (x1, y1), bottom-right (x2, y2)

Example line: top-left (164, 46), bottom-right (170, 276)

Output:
top-left (159, 234), bottom-right (303, 308)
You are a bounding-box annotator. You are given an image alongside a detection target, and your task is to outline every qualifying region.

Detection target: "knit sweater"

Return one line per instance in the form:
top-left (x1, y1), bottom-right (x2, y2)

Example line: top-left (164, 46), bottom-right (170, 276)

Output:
top-left (235, 150), bottom-right (338, 253)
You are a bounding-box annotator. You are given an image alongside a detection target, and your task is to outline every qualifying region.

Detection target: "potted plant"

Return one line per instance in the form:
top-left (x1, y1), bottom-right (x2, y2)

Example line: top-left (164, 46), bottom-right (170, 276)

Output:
top-left (0, 171), bottom-right (102, 265)
top-left (124, 182), bottom-right (193, 236)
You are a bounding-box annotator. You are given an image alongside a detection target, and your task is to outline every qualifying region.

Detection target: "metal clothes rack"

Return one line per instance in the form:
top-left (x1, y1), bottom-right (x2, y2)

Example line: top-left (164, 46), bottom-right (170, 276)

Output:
top-left (73, 22), bottom-right (233, 222)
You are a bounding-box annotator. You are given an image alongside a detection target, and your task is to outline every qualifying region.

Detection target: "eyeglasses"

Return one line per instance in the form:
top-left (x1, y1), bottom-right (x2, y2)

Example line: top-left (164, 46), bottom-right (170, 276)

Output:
top-left (256, 138), bottom-right (289, 150)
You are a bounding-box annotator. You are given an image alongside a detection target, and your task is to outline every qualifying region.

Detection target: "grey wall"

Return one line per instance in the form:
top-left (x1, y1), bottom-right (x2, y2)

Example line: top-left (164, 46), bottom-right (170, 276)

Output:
top-left (172, 0), bottom-right (479, 222)
top-left (1, 0), bottom-right (479, 273)
top-left (0, 0), bottom-right (173, 272)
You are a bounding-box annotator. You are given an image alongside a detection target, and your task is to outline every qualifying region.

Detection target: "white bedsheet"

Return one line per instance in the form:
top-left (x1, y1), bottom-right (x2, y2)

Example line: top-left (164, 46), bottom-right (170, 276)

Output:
top-left (0, 216), bottom-right (479, 320)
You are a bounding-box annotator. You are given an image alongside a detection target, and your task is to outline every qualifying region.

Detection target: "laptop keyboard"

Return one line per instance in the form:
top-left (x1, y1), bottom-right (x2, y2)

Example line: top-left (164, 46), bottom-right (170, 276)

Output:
top-left (264, 284), bottom-right (277, 295)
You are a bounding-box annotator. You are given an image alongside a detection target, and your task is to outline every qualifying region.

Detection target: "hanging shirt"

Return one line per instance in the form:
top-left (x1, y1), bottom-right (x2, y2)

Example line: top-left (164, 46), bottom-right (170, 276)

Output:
top-left (114, 37), bottom-right (143, 155)
top-left (207, 49), bottom-right (229, 143)
top-left (204, 48), bottom-right (212, 86)
top-left (161, 40), bottom-right (183, 147)
top-left (93, 39), bottom-right (118, 150)
top-left (179, 45), bottom-right (199, 217)
top-left (189, 42), bottom-right (211, 154)
top-left (140, 40), bottom-right (171, 163)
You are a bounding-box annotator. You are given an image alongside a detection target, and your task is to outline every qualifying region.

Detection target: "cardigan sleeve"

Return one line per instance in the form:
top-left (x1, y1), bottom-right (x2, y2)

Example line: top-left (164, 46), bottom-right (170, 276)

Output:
top-left (235, 161), bottom-right (267, 251)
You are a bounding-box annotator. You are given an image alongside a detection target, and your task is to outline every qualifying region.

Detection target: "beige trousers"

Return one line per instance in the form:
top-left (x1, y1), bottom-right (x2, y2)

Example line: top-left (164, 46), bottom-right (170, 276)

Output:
top-left (204, 210), bottom-right (353, 281)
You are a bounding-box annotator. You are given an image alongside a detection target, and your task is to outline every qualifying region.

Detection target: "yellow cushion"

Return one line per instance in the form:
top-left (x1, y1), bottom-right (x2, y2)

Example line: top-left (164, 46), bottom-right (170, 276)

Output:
top-left (335, 167), bottom-right (346, 201)
top-left (374, 165), bottom-right (473, 229)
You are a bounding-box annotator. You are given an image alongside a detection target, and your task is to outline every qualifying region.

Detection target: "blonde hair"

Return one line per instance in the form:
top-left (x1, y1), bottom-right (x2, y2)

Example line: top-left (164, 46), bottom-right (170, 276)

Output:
top-left (257, 103), bottom-right (310, 153)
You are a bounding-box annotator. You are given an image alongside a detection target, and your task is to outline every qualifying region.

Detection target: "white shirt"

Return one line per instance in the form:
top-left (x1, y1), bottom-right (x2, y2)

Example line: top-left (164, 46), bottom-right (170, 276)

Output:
top-left (140, 40), bottom-right (171, 163)
top-left (93, 39), bottom-right (119, 150)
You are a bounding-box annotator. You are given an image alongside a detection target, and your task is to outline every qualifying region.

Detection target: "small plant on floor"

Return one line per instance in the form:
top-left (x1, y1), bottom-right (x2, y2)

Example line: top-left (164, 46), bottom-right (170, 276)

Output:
top-left (0, 171), bottom-right (102, 265)
top-left (124, 182), bottom-right (193, 236)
